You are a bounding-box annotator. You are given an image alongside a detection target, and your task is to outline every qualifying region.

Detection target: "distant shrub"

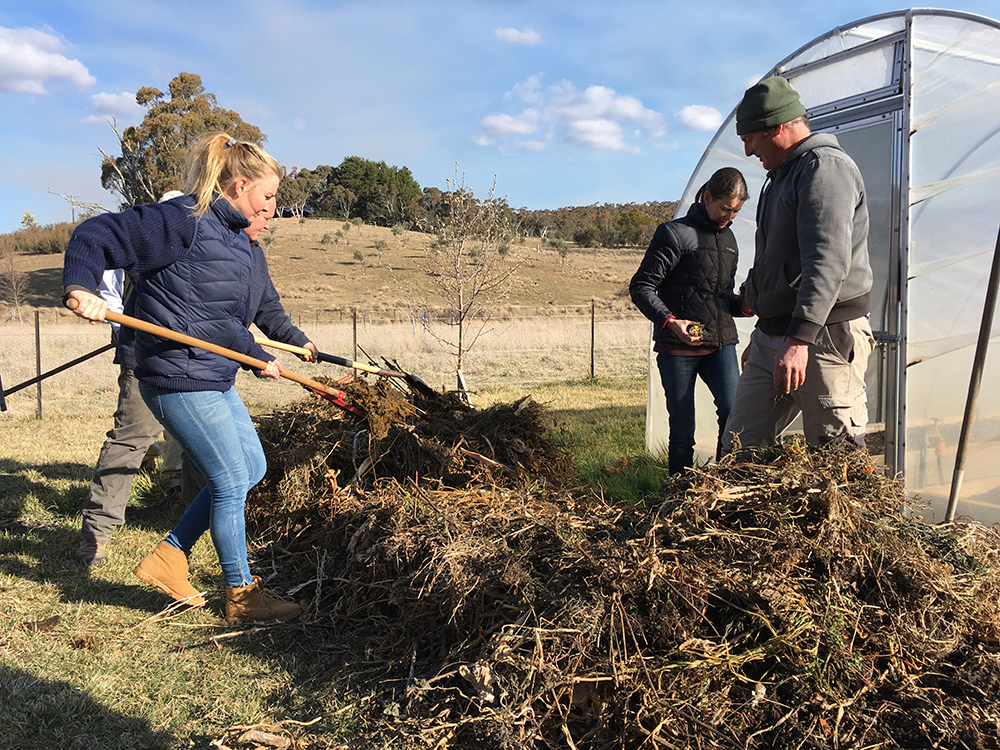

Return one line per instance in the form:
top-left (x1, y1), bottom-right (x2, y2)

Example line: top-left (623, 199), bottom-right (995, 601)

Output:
top-left (321, 232), bottom-right (334, 245)
top-left (3, 222), bottom-right (78, 255)
top-left (374, 239), bottom-right (388, 265)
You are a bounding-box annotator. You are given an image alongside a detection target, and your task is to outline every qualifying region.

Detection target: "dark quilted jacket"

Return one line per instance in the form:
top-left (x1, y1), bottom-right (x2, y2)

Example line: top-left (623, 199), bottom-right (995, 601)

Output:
top-left (629, 202), bottom-right (743, 349)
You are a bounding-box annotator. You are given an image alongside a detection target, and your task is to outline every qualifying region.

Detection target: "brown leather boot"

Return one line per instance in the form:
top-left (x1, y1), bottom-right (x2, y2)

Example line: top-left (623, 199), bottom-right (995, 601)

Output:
top-left (74, 539), bottom-right (108, 566)
top-left (134, 541), bottom-right (206, 607)
top-left (225, 576), bottom-right (302, 623)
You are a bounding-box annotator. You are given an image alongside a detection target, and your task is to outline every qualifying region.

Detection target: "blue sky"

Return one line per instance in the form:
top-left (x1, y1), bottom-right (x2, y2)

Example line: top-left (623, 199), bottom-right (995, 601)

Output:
top-left (1, 0), bottom-right (998, 233)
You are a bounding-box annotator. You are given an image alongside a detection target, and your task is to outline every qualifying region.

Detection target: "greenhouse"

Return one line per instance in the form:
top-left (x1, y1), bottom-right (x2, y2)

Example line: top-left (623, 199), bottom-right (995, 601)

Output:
top-left (645, 8), bottom-right (1000, 523)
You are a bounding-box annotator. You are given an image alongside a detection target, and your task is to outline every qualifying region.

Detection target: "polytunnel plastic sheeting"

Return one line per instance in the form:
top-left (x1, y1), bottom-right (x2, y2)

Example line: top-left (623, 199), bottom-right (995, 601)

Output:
top-left (643, 9), bottom-right (1000, 524)
top-left (777, 16), bottom-right (905, 70)
top-left (904, 13), bottom-right (1000, 522)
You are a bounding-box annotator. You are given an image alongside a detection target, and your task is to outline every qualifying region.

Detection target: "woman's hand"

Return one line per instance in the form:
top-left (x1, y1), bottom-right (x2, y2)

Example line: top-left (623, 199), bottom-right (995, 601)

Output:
top-left (66, 290), bottom-right (108, 324)
top-left (258, 359), bottom-right (283, 379)
top-left (666, 318), bottom-right (704, 346)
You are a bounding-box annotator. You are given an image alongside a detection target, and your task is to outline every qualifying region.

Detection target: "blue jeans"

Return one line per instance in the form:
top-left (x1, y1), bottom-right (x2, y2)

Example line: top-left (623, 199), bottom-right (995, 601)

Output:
top-left (139, 384), bottom-right (265, 587)
top-left (656, 346), bottom-right (740, 475)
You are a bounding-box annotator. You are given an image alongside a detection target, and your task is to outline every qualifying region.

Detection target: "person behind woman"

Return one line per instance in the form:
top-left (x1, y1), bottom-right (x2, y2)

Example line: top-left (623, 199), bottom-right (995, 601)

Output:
top-left (63, 132), bottom-right (301, 623)
top-left (629, 167), bottom-right (751, 475)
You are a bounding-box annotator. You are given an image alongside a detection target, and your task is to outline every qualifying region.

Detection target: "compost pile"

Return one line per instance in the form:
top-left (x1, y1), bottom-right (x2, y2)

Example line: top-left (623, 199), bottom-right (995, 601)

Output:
top-left (245, 380), bottom-right (1000, 749)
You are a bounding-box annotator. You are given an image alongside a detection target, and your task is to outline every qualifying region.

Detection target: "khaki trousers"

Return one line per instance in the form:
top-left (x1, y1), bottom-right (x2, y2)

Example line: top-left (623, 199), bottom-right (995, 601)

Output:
top-left (722, 317), bottom-right (875, 451)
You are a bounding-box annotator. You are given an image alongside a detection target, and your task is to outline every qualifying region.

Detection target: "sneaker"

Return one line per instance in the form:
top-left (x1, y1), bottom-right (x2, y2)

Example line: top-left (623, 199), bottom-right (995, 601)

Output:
top-left (75, 540), bottom-right (108, 566)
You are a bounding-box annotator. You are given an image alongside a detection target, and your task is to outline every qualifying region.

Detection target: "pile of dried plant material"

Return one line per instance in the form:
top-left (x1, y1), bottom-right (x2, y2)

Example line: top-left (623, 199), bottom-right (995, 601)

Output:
top-left (246, 385), bottom-right (1000, 749)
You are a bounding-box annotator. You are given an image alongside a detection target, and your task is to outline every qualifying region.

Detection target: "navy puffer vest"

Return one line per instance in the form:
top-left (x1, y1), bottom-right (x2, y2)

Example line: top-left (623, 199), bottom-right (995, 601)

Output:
top-left (132, 197), bottom-right (254, 391)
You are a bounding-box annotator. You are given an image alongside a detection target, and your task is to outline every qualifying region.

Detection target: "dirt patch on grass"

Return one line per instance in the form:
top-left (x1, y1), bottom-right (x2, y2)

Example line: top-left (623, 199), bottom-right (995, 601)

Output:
top-left (243, 384), bottom-right (1000, 749)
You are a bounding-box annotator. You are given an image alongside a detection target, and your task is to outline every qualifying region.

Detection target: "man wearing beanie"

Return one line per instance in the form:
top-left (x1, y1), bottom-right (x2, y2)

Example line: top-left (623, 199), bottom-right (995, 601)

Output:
top-left (722, 76), bottom-right (875, 451)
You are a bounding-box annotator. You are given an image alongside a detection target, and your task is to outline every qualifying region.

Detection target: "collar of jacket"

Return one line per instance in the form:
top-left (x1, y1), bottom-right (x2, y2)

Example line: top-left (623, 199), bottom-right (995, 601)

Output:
top-left (686, 200), bottom-right (727, 233)
top-left (771, 132), bottom-right (843, 180)
top-left (208, 195), bottom-right (252, 231)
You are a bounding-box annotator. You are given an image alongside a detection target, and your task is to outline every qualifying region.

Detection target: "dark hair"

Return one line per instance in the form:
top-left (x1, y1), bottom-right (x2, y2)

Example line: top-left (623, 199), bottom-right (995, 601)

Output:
top-left (697, 167), bottom-right (749, 203)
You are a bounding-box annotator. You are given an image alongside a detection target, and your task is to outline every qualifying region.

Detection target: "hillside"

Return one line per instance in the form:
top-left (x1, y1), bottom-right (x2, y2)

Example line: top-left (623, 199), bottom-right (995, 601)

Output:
top-left (10, 218), bottom-right (648, 315)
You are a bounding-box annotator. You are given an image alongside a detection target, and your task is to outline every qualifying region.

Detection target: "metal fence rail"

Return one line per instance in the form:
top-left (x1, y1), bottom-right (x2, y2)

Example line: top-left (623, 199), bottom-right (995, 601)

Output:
top-left (0, 306), bottom-right (652, 418)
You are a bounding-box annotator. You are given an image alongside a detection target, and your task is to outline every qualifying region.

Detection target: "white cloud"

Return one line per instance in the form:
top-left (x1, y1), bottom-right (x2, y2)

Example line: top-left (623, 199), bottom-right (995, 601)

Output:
top-left (564, 119), bottom-right (628, 152)
top-left (82, 91), bottom-right (144, 124)
top-left (495, 27), bottom-right (541, 46)
top-left (516, 140), bottom-right (548, 152)
top-left (293, 117), bottom-right (306, 132)
top-left (476, 112), bottom-right (539, 144)
top-left (0, 26), bottom-right (95, 94)
top-left (675, 105), bottom-right (723, 132)
top-left (508, 75), bottom-right (543, 104)
top-left (476, 76), bottom-right (667, 153)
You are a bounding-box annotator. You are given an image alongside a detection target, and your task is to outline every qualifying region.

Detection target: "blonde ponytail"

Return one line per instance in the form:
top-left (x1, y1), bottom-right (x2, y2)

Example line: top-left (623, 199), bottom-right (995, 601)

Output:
top-left (183, 133), bottom-right (284, 217)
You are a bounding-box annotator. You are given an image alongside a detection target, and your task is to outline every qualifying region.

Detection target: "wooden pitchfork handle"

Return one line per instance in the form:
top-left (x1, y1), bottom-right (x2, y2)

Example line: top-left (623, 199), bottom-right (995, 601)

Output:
top-left (64, 298), bottom-right (352, 403)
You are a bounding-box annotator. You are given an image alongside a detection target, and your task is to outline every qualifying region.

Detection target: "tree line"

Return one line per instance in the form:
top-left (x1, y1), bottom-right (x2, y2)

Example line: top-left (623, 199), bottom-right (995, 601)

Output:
top-left (95, 72), bottom-right (676, 248)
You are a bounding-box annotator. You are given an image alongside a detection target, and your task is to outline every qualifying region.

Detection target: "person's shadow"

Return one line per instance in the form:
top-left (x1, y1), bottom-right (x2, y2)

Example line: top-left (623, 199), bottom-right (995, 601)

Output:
top-left (0, 456), bottom-right (188, 613)
top-left (0, 665), bottom-right (174, 748)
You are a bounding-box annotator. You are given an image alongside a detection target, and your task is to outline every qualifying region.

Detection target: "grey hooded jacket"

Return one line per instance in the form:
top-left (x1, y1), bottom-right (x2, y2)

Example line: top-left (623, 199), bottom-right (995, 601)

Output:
top-left (744, 132), bottom-right (873, 345)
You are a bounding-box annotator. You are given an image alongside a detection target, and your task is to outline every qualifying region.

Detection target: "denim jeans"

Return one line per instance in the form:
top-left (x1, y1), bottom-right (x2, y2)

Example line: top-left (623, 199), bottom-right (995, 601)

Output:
top-left (656, 346), bottom-right (740, 475)
top-left (139, 384), bottom-right (265, 587)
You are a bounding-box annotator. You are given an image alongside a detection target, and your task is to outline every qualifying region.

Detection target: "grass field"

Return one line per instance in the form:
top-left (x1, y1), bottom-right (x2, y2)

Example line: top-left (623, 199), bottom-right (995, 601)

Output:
top-left (0, 219), bottom-right (669, 747)
top-left (10, 218), bottom-right (646, 316)
top-left (0, 375), bottom-right (661, 749)
top-left (0, 383), bottom-right (656, 749)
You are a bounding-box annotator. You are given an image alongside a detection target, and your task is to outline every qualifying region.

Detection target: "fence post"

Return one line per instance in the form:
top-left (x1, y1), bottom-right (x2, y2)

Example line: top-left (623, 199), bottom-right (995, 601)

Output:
top-left (35, 310), bottom-right (42, 419)
top-left (352, 307), bottom-right (358, 376)
top-left (590, 301), bottom-right (596, 379)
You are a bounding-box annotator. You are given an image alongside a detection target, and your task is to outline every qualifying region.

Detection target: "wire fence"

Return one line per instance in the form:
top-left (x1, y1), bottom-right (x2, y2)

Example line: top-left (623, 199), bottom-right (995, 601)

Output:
top-left (0, 306), bottom-right (652, 418)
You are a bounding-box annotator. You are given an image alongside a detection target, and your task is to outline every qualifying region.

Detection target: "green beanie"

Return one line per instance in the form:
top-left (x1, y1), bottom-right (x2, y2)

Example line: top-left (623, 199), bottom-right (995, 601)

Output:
top-left (736, 77), bottom-right (806, 135)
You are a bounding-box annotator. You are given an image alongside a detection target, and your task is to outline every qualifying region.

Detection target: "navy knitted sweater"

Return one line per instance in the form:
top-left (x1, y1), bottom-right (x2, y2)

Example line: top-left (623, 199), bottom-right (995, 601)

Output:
top-left (63, 196), bottom-right (290, 392)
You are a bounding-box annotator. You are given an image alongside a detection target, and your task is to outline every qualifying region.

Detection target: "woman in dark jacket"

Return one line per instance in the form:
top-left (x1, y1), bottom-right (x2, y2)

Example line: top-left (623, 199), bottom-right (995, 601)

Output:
top-left (63, 132), bottom-right (301, 623)
top-left (629, 167), bottom-right (750, 474)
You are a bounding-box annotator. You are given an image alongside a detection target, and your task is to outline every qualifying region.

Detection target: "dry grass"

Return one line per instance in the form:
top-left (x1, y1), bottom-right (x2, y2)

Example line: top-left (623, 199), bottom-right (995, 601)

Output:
top-left (6, 218), bottom-right (645, 318)
top-left (0, 315), bottom-right (649, 420)
top-left (0, 378), bottom-right (649, 749)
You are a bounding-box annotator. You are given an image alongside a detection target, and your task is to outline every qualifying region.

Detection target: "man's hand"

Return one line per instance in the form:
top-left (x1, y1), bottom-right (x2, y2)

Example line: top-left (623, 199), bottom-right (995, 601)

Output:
top-left (300, 342), bottom-right (318, 362)
top-left (774, 337), bottom-right (810, 394)
top-left (66, 290), bottom-right (107, 324)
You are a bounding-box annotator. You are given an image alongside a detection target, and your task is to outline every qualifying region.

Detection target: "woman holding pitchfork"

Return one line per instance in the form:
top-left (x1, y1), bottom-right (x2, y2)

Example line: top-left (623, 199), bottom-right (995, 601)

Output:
top-left (63, 132), bottom-right (303, 623)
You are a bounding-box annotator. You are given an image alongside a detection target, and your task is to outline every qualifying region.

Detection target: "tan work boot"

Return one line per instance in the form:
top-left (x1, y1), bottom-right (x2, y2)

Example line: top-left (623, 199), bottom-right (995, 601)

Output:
top-left (225, 576), bottom-right (302, 623)
top-left (74, 539), bottom-right (108, 566)
top-left (134, 541), bottom-right (206, 607)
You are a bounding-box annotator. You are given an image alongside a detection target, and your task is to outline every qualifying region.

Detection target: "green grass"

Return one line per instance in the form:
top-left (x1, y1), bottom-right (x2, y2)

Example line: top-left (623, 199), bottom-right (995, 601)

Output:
top-left (477, 376), bottom-right (669, 504)
top-left (0, 377), bottom-right (667, 748)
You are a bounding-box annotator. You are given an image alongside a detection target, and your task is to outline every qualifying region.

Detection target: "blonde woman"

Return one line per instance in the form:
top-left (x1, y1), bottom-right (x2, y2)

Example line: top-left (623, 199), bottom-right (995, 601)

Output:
top-left (63, 133), bottom-right (301, 623)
